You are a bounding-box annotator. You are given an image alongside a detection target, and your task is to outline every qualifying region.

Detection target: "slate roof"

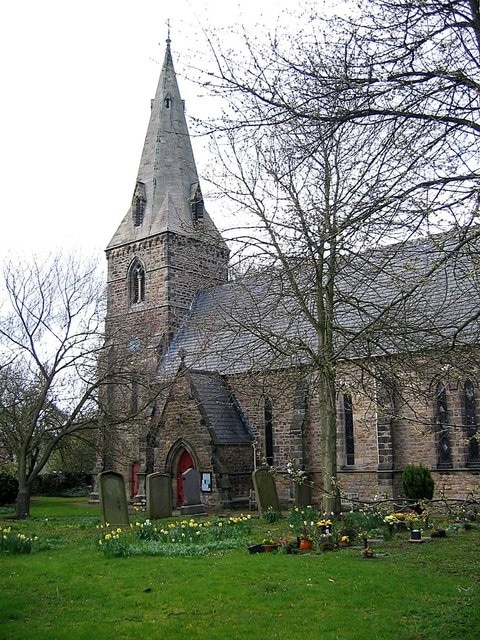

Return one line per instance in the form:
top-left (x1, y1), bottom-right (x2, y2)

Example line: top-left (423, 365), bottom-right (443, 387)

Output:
top-left (157, 227), bottom-right (480, 379)
top-left (188, 370), bottom-right (253, 445)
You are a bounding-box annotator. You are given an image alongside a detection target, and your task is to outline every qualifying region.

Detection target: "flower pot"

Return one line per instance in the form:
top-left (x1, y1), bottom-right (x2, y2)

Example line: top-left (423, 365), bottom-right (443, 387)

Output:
top-left (248, 544), bottom-right (264, 554)
top-left (262, 544), bottom-right (276, 552)
top-left (299, 539), bottom-right (313, 551)
top-left (410, 529), bottom-right (422, 540)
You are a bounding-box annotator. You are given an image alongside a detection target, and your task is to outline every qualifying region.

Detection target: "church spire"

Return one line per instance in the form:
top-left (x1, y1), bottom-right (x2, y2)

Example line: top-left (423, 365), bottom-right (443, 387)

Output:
top-left (107, 36), bottom-right (224, 250)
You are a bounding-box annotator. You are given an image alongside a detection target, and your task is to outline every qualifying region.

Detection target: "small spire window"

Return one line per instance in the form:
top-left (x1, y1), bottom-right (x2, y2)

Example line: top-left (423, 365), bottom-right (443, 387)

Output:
top-left (129, 259), bottom-right (146, 305)
top-left (132, 181), bottom-right (146, 227)
top-left (189, 183), bottom-right (204, 224)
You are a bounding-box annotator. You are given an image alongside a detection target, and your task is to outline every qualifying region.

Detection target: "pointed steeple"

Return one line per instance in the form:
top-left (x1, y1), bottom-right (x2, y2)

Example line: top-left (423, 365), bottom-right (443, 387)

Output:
top-left (108, 37), bottom-right (224, 250)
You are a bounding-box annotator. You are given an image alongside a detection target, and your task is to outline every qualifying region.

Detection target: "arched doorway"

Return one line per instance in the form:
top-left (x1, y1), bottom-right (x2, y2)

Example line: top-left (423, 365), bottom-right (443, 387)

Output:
top-left (176, 449), bottom-right (194, 507)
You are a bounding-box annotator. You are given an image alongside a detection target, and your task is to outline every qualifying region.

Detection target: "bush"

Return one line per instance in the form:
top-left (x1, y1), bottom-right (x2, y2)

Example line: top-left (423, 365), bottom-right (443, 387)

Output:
top-left (35, 472), bottom-right (92, 497)
top-left (0, 468), bottom-right (18, 506)
top-left (262, 506), bottom-right (280, 523)
top-left (402, 463), bottom-right (435, 501)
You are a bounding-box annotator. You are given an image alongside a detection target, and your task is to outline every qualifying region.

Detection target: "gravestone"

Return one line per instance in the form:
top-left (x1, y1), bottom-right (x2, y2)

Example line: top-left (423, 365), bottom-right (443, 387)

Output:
top-left (295, 480), bottom-right (312, 508)
top-left (98, 471), bottom-right (129, 526)
top-left (252, 468), bottom-right (280, 516)
top-left (146, 473), bottom-right (172, 519)
top-left (180, 468), bottom-right (206, 516)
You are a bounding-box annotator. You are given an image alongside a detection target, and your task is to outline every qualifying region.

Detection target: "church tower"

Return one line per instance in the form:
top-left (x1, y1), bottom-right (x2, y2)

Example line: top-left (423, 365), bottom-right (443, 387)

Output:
top-left (101, 37), bottom-right (229, 495)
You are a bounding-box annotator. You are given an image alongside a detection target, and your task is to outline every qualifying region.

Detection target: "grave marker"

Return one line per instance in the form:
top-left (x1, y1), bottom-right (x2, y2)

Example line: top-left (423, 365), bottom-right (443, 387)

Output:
top-left (146, 473), bottom-right (172, 519)
top-left (98, 471), bottom-right (129, 526)
top-left (252, 468), bottom-right (280, 516)
top-left (180, 468), bottom-right (206, 516)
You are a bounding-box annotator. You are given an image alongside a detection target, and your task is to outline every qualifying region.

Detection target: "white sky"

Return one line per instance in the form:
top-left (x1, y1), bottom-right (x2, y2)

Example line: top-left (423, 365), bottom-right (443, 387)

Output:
top-left (0, 0), bottom-right (302, 261)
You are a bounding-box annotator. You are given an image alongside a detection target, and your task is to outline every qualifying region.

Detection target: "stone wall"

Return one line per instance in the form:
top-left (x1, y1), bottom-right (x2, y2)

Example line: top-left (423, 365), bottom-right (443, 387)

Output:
top-left (227, 361), bottom-right (480, 504)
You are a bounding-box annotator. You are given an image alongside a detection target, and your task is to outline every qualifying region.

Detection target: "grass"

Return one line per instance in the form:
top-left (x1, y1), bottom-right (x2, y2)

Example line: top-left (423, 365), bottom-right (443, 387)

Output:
top-left (0, 498), bottom-right (479, 639)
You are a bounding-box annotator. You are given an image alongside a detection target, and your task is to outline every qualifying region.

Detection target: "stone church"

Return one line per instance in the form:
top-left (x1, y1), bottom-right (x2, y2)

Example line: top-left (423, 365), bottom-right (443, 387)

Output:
top-left (99, 38), bottom-right (480, 509)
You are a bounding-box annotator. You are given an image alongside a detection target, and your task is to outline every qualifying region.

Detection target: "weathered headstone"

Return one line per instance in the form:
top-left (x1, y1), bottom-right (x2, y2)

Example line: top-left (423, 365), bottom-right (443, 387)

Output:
top-left (252, 468), bottom-right (280, 516)
top-left (146, 472), bottom-right (172, 519)
top-left (98, 471), bottom-right (129, 526)
top-left (180, 468), bottom-right (206, 516)
top-left (295, 480), bottom-right (312, 508)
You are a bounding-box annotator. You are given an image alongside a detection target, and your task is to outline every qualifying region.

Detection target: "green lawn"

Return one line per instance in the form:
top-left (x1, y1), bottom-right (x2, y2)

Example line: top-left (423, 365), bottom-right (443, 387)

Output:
top-left (0, 498), bottom-right (479, 639)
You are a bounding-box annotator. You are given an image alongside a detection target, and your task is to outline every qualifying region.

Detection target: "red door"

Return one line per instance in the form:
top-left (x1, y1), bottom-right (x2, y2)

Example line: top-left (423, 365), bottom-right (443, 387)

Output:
top-left (176, 449), bottom-right (194, 507)
top-left (131, 462), bottom-right (140, 499)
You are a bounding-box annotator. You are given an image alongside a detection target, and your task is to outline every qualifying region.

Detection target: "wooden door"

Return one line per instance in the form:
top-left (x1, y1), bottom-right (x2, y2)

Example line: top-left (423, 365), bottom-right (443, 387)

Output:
top-left (130, 462), bottom-right (140, 499)
top-left (176, 449), bottom-right (194, 507)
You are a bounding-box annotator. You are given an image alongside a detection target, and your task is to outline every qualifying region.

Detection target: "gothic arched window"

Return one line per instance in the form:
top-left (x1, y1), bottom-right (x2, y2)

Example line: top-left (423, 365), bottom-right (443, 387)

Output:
top-left (464, 379), bottom-right (480, 466)
top-left (264, 396), bottom-right (274, 466)
top-left (343, 393), bottom-right (355, 466)
top-left (436, 382), bottom-right (452, 468)
top-left (129, 259), bottom-right (145, 305)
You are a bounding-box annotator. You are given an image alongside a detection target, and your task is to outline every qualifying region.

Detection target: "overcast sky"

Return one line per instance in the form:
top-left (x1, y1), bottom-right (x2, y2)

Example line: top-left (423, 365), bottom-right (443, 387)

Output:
top-left (0, 0), bottom-right (302, 261)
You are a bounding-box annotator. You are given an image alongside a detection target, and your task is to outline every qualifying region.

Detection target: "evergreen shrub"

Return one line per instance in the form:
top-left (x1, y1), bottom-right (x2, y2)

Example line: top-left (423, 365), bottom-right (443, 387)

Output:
top-left (402, 463), bottom-right (435, 501)
top-left (0, 467), bottom-right (18, 506)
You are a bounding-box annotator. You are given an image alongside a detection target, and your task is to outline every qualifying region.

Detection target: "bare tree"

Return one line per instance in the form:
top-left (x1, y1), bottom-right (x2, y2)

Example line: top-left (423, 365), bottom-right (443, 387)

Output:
top-left (0, 254), bottom-right (107, 517)
top-left (189, 7), bottom-right (480, 511)
top-left (198, 1), bottom-right (479, 232)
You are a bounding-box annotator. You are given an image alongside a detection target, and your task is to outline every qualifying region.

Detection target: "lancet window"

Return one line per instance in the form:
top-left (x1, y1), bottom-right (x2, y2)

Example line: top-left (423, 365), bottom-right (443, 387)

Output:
top-left (264, 396), bottom-right (274, 466)
top-left (343, 393), bottom-right (355, 466)
top-left (436, 382), bottom-right (452, 467)
top-left (464, 379), bottom-right (480, 466)
top-left (129, 259), bottom-right (145, 305)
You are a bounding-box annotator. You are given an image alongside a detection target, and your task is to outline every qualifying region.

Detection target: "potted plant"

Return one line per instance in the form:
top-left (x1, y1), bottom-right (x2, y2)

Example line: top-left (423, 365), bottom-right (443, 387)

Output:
top-left (362, 547), bottom-right (374, 558)
top-left (338, 535), bottom-right (350, 548)
top-left (299, 525), bottom-right (314, 550)
top-left (287, 506), bottom-right (320, 539)
top-left (261, 535), bottom-right (277, 552)
top-left (317, 518), bottom-right (333, 535)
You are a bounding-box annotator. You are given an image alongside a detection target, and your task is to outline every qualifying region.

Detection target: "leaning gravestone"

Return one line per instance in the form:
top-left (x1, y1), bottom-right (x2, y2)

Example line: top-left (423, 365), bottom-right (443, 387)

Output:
top-left (180, 468), bottom-right (206, 516)
top-left (146, 472), bottom-right (172, 519)
top-left (98, 471), bottom-right (129, 526)
top-left (252, 468), bottom-right (280, 516)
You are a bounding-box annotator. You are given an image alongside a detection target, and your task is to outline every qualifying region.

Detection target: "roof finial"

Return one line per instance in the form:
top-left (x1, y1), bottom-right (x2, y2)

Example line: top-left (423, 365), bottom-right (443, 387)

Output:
top-left (166, 18), bottom-right (171, 47)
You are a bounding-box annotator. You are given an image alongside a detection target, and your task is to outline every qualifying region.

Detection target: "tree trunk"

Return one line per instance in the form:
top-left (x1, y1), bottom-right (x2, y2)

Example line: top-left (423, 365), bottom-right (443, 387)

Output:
top-left (15, 483), bottom-right (31, 519)
top-left (318, 368), bottom-right (341, 515)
